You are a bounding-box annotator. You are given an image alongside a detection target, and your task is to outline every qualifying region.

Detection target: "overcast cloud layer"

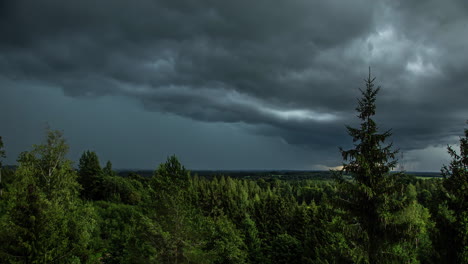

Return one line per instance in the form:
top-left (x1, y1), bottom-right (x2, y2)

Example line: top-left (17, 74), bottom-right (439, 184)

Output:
top-left (1, 0), bottom-right (467, 170)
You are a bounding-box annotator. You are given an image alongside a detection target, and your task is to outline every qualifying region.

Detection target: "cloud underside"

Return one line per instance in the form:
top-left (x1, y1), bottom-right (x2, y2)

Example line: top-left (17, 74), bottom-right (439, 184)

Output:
top-left (1, 0), bottom-right (467, 154)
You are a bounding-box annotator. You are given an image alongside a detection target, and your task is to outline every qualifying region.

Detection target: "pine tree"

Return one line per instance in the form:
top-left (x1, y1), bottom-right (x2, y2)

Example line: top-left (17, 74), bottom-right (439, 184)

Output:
top-left (335, 69), bottom-right (418, 263)
top-left (78, 150), bottom-right (102, 199)
top-left (103, 160), bottom-right (116, 176)
top-left (442, 122), bottom-right (468, 263)
top-left (242, 214), bottom-right (263, 263)
top-left (153, 155), bottom-right (190, 193)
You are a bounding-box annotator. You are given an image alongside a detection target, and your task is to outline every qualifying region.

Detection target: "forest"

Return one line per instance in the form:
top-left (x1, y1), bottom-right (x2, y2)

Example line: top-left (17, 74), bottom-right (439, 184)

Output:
top-left (0, 75), bottom-right (466, 264)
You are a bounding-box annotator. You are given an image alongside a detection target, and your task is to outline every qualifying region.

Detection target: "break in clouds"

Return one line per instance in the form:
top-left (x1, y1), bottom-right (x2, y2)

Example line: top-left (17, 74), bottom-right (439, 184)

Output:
top-left (1, 0), bottom-right (467, 170)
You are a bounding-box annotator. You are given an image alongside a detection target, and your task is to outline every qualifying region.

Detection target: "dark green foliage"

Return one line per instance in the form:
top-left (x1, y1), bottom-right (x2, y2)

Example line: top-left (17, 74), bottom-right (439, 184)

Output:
top-left (270, 234), bottom-right (302, 264)
top-left (99, 175), bottom-right (144, 205)
top-left (103, 160), bottom-right (116, 176)
top-left (0, 136), bottom-right (5, 197)
top-left (153, 155), bottom-right (190, 193)
top-left (241, 214), bottom-right (263, 263)
top-left (442, 123), bottom-right (468, 263)
top-left (412, 178), bottom-right (460, 263)
top-left (78, 150), bottom-right (103, 199)
top-left (93, 201), bottom-right (155, 263)
top-left (147, 155), bottom-right (204, 263)
top-left (0, 136), bottom-right (5, 163)
top-left (0, 167), bottom-right (14, 196)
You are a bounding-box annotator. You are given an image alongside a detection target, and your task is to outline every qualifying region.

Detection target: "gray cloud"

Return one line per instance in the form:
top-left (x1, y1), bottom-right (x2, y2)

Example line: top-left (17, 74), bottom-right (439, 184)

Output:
top-left (1, 0), bottom-right (467, 170)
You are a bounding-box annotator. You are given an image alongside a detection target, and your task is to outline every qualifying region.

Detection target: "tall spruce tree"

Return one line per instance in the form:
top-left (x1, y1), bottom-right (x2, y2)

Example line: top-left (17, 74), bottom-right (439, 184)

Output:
top-left (442, 122), bottom-right (468, 263)
top-left (335, 69), bottom-right (418, 263)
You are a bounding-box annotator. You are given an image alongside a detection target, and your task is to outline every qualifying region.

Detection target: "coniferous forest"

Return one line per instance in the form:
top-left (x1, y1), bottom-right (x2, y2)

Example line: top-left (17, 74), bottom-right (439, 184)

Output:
top-left (0, 74), bottom-right (467, 263)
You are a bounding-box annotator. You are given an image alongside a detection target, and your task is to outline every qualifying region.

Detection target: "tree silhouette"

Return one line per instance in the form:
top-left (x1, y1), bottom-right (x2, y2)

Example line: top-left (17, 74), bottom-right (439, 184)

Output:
top-left (335, 69), bottom-right (421, 263)
top-left (442, 121), bottom-right (468, 263)
top-left (78, 150), bottom-right (102, 199)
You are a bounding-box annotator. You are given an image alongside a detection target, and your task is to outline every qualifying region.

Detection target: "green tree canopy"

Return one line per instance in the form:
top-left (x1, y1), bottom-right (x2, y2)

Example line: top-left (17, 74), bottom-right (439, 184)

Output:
top-left (15, 129), bottom-right (79, 201)
top-left (153, 155), bottom-right (190, 193)
top-left (0, 128), bottom-right (96, 263)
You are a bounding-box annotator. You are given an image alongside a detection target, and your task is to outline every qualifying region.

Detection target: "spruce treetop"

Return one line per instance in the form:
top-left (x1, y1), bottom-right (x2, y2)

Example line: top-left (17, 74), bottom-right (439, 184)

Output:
top-left (340, 68), bottom-right (398, 187)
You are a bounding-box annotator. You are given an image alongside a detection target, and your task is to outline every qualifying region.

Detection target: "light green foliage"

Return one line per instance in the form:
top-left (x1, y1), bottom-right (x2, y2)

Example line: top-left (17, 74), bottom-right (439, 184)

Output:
top-left (15, 129), bottom-right (80, 201)
top-left (148, 155), bottom-right (203, 263)
top-left (389, 185), bottom-right (433, 263)
top-left (203, 216), bottom-right (247, 264)
top-left (93, 201), bottom-right (155, 263)
top-left (0, 128), bottom-right (96, 263)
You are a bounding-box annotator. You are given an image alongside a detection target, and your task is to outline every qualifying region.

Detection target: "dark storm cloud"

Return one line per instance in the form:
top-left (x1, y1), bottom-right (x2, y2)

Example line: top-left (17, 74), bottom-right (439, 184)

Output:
top-left (1, 0), bottom-right (467, 162)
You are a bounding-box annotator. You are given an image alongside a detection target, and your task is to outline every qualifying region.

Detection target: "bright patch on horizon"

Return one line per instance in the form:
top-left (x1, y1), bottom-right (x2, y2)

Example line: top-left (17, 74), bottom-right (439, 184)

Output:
top-left (313, 164), bottom-right (344, 171)
top-left (265, 108), bottom-right (338, 122)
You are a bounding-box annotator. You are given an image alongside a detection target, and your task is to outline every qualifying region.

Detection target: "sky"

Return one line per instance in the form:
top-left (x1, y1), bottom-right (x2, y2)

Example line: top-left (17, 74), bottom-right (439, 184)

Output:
top-left (1, 0), bottom-right (467, 171)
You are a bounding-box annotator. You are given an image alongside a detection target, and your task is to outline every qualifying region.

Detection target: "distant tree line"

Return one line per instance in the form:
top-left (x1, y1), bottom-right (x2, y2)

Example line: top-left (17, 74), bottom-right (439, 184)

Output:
top-left (0, 72), bottom-right (466, 263)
